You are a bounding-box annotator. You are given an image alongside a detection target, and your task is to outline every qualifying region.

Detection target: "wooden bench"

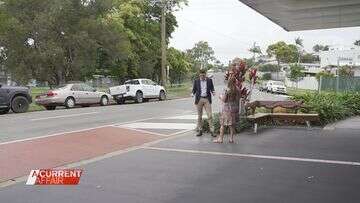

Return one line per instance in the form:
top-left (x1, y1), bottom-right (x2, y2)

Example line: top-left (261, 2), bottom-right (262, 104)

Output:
top-left (245, 101), bottom-right (320, 133)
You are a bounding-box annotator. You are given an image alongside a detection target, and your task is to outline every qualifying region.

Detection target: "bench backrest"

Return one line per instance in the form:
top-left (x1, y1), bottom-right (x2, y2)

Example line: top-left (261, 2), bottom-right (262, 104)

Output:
top-left (245, 100), bottom-right (305, 115)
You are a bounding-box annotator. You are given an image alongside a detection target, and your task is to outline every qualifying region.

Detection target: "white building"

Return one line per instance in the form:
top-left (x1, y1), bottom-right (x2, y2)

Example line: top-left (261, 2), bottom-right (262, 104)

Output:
top-left (301, 63), bottom-right (322, 76)
top-left (319, 45), bottom-right (360, 68)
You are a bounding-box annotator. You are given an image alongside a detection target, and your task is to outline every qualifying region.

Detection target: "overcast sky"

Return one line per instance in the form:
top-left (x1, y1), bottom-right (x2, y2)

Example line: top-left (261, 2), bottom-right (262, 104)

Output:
top-left (169, 0), bottom-right (360, 64)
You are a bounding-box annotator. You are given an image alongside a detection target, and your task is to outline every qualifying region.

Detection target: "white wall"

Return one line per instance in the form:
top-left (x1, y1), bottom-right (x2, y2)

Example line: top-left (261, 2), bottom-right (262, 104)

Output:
top-left (271, 72), bottom-right (286, 81)
top-left (285, 76), bottom-right (318, 90)
top-left (354, 68), bottom-right (360, 77)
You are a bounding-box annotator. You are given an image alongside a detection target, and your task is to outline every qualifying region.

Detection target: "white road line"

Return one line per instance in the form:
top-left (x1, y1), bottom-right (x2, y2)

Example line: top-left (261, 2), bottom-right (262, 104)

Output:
top-left (30, 112), bottom-right (99, 121)
top-left (166, 115), bottom-right (201, 120)
top-left (169, 129), bottom-right (194, 136)
top-left (0, 131), bottom-right (192, 188)
top-left (0, 116), bottom-right (163, 146)
top-left (118, 122), bottom-right (197, 130)
top-left (0, 125), bottom-right (112, 146)
top-left (144, 147), bottom-right (360, 167)
top-left (112, 126), bottom-right (169, 137)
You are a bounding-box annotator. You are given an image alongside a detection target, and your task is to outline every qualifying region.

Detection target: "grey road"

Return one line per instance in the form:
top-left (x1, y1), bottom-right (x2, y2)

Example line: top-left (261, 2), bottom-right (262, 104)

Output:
top-left (1, 72), bottom-right (360, 203)
top-left (0, 72), bottom-right (287, 143)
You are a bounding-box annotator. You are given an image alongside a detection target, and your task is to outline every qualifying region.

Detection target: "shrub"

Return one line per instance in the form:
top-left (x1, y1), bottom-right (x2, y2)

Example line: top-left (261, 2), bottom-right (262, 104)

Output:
top-left (315, 71), bottom-right (335, 81)
top-left (202, 113), bottom-right (251, 134)
top-left (292, 92), bottom-right (360, 124)
top-left (262, 73), bottom-right (271, 80)
top-left (258, 64), bottom-right (281, 72)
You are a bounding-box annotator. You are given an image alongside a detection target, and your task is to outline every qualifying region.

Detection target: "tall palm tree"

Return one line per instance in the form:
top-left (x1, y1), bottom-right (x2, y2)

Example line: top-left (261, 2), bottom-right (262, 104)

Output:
top-left (249, 46), bottom-right (262, 61)
top-left (354, 40), bottom-right (360, 46)
top-left (295, 37), bottom-right (303, 64)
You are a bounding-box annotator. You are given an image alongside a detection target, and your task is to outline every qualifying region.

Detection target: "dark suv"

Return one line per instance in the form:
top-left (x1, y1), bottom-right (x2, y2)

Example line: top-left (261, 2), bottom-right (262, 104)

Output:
top-left (0, 84), bottom-right (32, 114)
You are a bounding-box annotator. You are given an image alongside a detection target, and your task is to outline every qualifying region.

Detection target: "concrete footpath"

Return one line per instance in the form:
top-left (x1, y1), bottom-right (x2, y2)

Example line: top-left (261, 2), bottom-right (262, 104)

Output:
top-left (324, 116), bottom-right (360, 131)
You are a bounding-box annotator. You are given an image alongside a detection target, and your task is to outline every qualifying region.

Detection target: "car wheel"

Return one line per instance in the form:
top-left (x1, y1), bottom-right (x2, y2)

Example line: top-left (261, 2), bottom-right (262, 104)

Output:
top-left (0, 108), bottom-right (10, 115)
top-left (159, 90), bottom-right (166, 101)
top-left (11, 96), bottom-right (29, 113)
top-left (135, 91), bottom-right (143, 103)
top-left (100, 96), bottom-right (109, 106)
top-left (65, 97), bottom-right (75, 109)
top-left (45, 106), bottom-right (56, 110)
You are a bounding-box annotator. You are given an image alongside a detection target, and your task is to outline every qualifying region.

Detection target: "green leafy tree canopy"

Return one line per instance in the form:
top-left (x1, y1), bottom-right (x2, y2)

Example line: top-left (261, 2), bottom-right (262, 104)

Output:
top-left (289, 64), bottom-right (305, 88)
top-left (186, 41), bottom-right (216, 70)
top-left (266, 41), bottom-right (297, 66)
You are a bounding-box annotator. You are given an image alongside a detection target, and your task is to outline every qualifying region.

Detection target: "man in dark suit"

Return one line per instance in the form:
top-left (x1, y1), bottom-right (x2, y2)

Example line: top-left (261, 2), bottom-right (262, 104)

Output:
top-left (192, 69), bottom-right (216, 137)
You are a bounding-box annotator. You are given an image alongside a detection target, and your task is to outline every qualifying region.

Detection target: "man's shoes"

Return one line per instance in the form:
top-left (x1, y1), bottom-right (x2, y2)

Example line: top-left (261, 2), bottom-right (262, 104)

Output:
top-left (210, 132), bottom-right (216, 137)
top-left (196, 131), bottom-right (203, 137)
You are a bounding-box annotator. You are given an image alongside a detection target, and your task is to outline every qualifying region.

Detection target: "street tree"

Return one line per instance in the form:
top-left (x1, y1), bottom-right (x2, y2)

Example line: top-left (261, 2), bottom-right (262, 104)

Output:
top-left (149, 0), bottom-right (187, 85)
top-left (354, 40), bottom-right (360, 46)
top-left (267, 41), bottom-right (297, 66)
top-left (258, 64), bottom-right (281, 72)
top-left (313, 44), bottom-right (329, 52)
top-left (0, 0), bottom-right (187, 86)
top-left (338, 65), bottom-right (354, 77)
top-left (289, 64), bottom-right (305, 89)
top-left (167, 47), bottom-right (191, 84)
top-left (0, 0), bottom-right (127, 86)
top-left (262, 73), bottom-right (272, 80)
top-left (109, 0), bottom-right (186, 83)
top-left (301, 53), bottom-right (320, 63)
top-left (249, 45), bottom-right (262, 60)
top-left (186, 41), bottom-right (216, 70)
top-left (315, 71), bottom-right (335, 81)
top-left (295, 37), bottom-right (303, 64)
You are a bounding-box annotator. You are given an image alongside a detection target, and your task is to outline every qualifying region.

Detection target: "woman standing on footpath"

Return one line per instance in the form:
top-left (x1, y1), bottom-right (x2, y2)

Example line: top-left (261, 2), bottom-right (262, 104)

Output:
top-left (213, 74), bottom-right (240, 144)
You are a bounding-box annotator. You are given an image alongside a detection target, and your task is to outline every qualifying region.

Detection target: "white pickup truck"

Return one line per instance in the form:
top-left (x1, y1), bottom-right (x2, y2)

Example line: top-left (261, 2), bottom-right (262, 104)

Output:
top-left (109, 79), bottom-right (166, 104)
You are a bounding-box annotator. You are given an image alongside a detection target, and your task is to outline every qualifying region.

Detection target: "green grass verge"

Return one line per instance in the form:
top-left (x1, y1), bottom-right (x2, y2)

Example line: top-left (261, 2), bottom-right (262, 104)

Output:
top-left (287, 87), bottom-right (317, 96)
top-left (166, 82), bottom-right (192, 100)
top-left (29, 87), bottom-right (50, 112)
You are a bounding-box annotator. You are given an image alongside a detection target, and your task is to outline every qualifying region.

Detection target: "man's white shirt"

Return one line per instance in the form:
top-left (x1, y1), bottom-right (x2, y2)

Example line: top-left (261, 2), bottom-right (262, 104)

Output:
top-left (200, 79), bottom-right (207, 97)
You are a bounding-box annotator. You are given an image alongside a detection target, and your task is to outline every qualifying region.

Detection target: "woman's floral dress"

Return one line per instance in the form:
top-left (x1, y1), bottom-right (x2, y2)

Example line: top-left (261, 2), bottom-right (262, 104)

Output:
top-left (220, 88), bottom-right (240, 126)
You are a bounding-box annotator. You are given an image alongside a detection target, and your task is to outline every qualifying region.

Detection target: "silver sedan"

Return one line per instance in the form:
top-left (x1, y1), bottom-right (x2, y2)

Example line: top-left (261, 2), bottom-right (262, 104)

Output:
top-left (35, 83), bottom-right (111, 110)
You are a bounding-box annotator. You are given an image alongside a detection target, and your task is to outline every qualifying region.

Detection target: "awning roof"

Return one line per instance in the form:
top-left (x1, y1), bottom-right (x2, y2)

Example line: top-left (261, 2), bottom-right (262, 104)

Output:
top-left (238, 0), bottom-right (360, 31)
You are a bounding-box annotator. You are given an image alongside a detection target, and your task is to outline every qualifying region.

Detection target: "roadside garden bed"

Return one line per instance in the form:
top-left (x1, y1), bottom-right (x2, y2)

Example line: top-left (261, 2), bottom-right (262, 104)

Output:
top-left (292, 92), bottom-right (360, 125)
top-left (202, 113), bottom-right (251, 134)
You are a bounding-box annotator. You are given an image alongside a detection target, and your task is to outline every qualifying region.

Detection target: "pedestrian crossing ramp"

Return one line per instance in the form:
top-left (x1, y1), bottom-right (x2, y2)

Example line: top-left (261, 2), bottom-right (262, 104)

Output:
top-left (113, 114), bottom-right (208, 137)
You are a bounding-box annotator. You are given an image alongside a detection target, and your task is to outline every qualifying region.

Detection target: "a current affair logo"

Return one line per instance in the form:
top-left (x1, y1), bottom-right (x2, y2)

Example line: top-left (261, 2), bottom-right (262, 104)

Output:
top-left (26, 169), bottom-right (83, 185)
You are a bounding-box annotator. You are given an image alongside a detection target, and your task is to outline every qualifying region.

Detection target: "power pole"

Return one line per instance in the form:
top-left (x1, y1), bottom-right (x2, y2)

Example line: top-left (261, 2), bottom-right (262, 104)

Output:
top-left (161, 0), bottom-right (167, 86)
top-left (252, 42), bottom-right (256, 61)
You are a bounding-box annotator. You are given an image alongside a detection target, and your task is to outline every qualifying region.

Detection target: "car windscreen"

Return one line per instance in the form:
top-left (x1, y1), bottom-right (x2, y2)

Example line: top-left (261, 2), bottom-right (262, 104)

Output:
top-left (125, 80), bottom-right (140, 85)
top-left (55, 84), bottom-right (68, 90)
top-left (273, 82), bottom-right (284, 86)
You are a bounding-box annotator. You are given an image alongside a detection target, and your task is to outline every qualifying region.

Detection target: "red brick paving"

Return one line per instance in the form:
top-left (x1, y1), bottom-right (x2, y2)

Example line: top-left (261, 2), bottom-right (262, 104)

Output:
top-left (0, 127), bottom-right (163, 182)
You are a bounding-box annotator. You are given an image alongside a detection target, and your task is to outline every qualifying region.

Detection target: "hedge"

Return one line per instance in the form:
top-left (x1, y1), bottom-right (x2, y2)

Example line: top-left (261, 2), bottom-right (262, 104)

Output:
top-left (292, 92), bottom-right (360, 124)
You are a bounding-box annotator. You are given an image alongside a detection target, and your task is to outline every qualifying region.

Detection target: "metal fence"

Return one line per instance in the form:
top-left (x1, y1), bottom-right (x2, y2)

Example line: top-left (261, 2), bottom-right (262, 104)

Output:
top-left (319, 76), bottom-right (360, 92)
